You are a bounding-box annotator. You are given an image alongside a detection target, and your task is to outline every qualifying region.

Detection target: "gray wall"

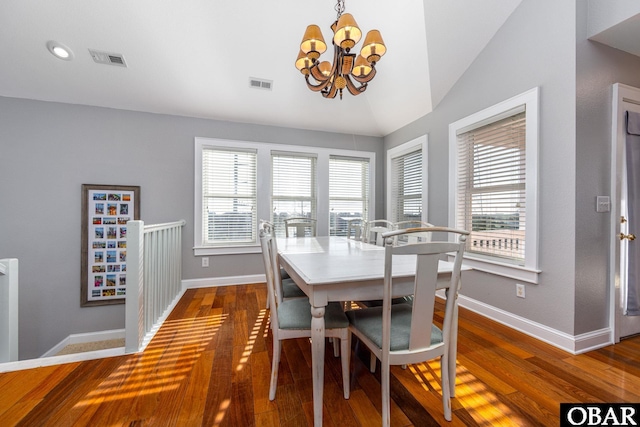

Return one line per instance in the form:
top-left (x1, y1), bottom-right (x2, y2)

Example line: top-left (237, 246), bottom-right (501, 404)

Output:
top-left (575, 3), bottom-right (640, 334)
top-left (384, 0), bottom-right (578, 334)
top-left (0, 97), bottom-right (384, 359)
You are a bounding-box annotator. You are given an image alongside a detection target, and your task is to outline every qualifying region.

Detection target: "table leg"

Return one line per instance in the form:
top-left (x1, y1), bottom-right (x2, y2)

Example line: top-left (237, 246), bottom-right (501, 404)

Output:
top-left (310, 305), bottom-right (325, 427)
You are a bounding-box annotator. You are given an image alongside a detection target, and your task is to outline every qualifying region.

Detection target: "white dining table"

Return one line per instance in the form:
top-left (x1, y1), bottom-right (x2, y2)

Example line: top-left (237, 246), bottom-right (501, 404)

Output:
top-left (277, 236), bottom-right (467, 427)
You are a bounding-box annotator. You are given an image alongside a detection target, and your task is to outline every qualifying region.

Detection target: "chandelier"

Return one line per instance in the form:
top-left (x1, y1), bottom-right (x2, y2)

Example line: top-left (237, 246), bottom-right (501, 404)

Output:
top-left (295, 0), bottom-right (386, 100)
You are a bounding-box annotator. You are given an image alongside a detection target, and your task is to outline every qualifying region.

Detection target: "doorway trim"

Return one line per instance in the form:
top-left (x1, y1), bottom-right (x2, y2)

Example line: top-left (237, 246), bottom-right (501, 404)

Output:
top-left (610, 83), bottom-right (640, 343)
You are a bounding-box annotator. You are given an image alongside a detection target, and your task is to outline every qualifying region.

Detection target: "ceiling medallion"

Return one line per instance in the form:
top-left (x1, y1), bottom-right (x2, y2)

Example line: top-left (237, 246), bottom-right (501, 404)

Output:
top-left (295, 0), bottom-right (386, 100)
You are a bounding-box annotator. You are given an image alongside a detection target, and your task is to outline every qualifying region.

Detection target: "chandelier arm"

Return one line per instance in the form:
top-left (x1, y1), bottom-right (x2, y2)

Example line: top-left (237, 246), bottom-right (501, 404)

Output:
top-left (345, 75), bottom-right (367, 96)
top-left (308, 42), bottom-right (343, 95)
top-left (304, 73), bottom-right (331, 92)
top-left (323, 82), bottom-right (339, 99)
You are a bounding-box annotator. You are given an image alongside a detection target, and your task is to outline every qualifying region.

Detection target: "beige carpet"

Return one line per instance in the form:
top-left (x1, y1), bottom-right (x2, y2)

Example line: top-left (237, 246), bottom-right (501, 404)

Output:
top-left (56, 338), bottom-right (125, 355)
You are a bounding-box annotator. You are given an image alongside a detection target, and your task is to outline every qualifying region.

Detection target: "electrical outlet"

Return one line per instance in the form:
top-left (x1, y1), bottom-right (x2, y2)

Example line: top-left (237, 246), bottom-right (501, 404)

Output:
top-left (201, 257), bottom-right (209, 268)
top-left (516, 283), bottom-right (525, 298)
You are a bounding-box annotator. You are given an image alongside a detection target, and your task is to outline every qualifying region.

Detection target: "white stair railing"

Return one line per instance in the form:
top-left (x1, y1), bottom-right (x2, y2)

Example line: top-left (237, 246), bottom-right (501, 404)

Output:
top-left (125, 220), bottom-right (186, 353)
top-left (0, 258), bottom-right (19, 363)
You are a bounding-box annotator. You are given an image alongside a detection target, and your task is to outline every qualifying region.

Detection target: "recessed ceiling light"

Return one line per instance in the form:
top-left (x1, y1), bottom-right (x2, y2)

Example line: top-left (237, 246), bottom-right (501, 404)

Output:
top-left (46, 41), bottom-right (74, 61)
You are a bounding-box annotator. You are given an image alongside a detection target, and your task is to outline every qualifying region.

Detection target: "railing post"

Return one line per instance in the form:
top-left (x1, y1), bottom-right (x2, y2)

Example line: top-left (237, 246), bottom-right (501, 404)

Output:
top-left (125, 220), bottom-right (144, 353)
top-left (0, 258), bottom-right (19, 363)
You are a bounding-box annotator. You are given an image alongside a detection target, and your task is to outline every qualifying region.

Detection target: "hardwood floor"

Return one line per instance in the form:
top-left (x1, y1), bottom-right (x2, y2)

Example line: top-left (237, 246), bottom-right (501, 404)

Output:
top-left (1, 283), bottom-right (639, 426)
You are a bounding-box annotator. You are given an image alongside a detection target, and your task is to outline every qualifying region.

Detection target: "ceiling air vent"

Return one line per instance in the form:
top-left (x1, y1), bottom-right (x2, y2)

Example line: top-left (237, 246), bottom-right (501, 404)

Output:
top-left (89, 49), bottom-right (127, 67)
top-left (249, 78), bottom-right (273, 91)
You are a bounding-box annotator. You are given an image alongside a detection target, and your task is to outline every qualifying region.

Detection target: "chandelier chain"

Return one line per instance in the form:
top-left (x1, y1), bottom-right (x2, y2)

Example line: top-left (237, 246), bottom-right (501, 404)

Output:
top-left (335, 0), bottom-right (345, 20)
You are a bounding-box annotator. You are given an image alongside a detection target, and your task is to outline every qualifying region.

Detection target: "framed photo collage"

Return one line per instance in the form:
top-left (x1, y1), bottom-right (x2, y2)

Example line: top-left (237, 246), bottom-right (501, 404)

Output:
top-left (81, 184), bottom-right (140, 306)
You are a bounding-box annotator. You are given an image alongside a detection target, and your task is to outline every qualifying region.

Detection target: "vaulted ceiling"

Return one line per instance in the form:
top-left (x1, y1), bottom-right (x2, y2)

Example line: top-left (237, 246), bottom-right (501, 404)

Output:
top-left (0, 0), bottom-right (526, 137)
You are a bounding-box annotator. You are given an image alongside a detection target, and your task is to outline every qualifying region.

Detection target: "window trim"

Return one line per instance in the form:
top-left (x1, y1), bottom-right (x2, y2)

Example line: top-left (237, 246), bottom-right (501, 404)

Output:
top-left (448, 87), bottom-right (540, 283)
top-left (194, 137), bottom-right (376, 256)
top-left (386, 135), bottom-right (428, 223)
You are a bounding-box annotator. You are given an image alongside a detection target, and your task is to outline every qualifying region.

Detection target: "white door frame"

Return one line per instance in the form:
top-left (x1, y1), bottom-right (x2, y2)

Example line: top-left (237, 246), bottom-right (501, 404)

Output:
top-left (610, 83), bottom-right (640, 343)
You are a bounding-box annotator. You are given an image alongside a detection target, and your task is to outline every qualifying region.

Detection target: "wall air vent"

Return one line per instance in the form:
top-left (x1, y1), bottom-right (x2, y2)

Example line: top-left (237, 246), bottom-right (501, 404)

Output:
top-left (249, 78), bottom-right (273, 91)
top-left (89, 49), bottom-right (127, 67)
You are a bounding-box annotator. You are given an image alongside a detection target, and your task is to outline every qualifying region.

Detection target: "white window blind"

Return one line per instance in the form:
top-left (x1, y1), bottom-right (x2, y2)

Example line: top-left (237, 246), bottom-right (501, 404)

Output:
top-left (329, 156), bottom-right (370, 236)
top-left (202, 147), bottom-right (257, 246)
top-left (456, 110), bottom-right (526, 263)
top-left (271, 153), bottom-right (317, 237)
top-left (390, 148), bottom-right (422, 223)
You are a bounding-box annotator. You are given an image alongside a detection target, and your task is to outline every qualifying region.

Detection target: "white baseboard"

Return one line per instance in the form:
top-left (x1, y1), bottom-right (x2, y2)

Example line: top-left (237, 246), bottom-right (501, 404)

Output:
top-left (1, 347), bottom-right (125, 373)
top-left (181, 274), bottom-right (266, 290)
top-left (41, 328), bottom-right (126, 358)
top-left (0, 328), bottom-right (127, 373)
top-left (455, 293), bottom-right (613, 355)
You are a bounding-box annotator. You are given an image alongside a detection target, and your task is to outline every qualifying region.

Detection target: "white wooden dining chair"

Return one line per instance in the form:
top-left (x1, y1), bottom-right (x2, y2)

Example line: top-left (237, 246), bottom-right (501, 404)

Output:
top-left (364, 219), bottom-right (394, 246)
top-left (283, 217), bottom-right (317, 237)
top-left (260, 220), bottom-right (305, 308)
top-left (394, 220), bottom-right (435, 244)
top-left (259, 229), bottom-right (351, 400)
top-left (345, 227), bottom-right (468, 424)
top-left (346, 218), bottom-right (364, 241)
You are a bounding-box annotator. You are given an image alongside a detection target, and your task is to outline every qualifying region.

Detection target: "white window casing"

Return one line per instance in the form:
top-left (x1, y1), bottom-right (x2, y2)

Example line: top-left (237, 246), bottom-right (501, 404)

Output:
top-left (194, 137), bottom-right (375, 255)
top-left (201, 147), bottom-right (257, 247)
top-left (270, 152), bottom-right (318, 237)
top-left (329, 156), bottom-right (371, 236)
top-left (386, 135), bottom-right (428, 223)
top-left (449, 87), bottom-right (540, 283)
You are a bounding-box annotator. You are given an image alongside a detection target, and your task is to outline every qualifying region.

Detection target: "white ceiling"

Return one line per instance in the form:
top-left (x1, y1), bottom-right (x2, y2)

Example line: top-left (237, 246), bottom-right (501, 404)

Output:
top-left (589, 13), bottom-right (640, 59)
top-left (0, 0), bottom-right (524, 137)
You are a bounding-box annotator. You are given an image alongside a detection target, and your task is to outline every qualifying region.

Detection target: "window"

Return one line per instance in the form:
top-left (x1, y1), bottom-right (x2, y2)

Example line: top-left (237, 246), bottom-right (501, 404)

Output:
top-left (387, 136), bottom-right (428, 223)
top-left (449, 87), bottom-right (540, 283)
top-left (329, 156), bottom-right (370, 236)
top-left (201, 147), bottom-right (257, 246)
top-left (271, 153), bottom-right (317, 237)
top-left (194, 138), bottom-right (375, 255)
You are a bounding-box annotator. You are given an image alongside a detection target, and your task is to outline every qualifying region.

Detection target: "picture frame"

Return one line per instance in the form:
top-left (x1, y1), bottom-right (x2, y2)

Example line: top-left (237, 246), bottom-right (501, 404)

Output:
top-left (81, 184), bottom-right (140, 307)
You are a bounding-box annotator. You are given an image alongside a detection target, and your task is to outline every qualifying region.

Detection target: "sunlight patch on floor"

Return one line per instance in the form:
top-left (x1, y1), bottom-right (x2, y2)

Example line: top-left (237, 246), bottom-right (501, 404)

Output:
top-left (237, 309), bottom-right (267, 372)
top-left (72, 313), bottom-right (227, 407)
top-left (409, 360), bottom-right (525, 426)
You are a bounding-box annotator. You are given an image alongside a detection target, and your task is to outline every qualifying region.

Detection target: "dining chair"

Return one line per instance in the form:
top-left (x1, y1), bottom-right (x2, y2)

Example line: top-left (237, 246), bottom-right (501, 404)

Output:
top-left (345, 227), bottom-right (468, 424)
top-left (394, 220), bottom-right (435, 244)
top-left (259, 229), bottom-right (351, 400)
top-left (284, 217), bottom-right (317, 237)
top-left (346, 218), bottom-right (364, 241)
top-left (364, 219), bottom-right (394, 246)
top-left (260, 220), bottom-right (305, 307)
top-left (357, 218), bottom-right (420, 312)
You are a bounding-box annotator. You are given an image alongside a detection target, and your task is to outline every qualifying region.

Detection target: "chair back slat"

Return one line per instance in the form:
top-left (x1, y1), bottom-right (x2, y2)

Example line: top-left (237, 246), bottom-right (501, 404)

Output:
top-left (409, 253), bottom-right (440, 350)
top-left (259, 230), bottom-right (284, 314)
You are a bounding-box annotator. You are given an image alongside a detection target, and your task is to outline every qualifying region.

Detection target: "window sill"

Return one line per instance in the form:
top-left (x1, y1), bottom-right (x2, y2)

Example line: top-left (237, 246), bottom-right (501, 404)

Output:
top-left (448, 253), bottom-right (541, 284)
top-left (194, 245), bottom-right (261, 256)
